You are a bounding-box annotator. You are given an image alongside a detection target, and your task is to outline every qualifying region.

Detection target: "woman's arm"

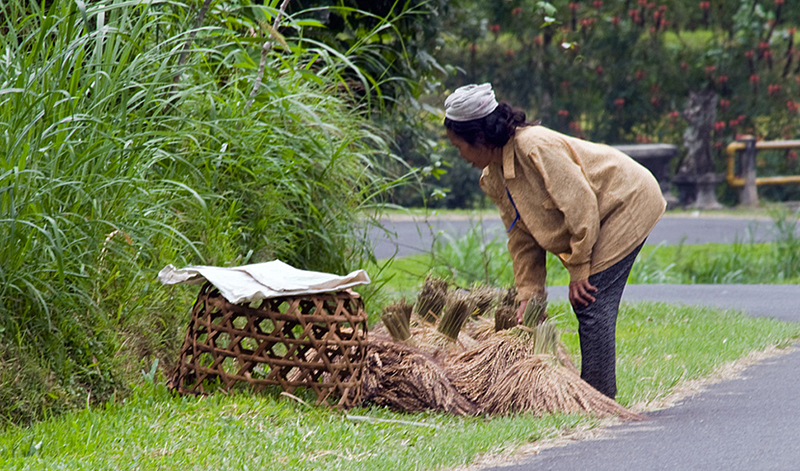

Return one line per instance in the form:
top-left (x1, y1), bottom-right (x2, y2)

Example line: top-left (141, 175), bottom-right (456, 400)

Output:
top-left (480, 168), bottom-right (547, 302)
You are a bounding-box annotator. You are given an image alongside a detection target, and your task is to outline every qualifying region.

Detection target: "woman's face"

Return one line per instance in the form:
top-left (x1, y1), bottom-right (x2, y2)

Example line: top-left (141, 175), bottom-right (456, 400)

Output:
top-left (446, 130), bottom-right (498, 170)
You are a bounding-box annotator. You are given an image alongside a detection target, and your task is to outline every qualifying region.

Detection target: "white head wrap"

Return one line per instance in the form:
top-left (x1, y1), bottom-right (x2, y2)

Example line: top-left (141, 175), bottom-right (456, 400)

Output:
top-left (444, 83), bottom-right (499, 122)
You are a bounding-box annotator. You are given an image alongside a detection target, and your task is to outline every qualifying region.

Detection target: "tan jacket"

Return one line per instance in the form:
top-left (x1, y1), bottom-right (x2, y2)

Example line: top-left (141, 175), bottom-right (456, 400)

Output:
top-left (479, 126), bottom-right (666, 301)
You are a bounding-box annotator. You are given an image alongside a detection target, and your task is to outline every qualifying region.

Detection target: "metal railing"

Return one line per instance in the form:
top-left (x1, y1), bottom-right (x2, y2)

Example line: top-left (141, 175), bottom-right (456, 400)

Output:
top-left (725, 137), bottom-right (800, 206)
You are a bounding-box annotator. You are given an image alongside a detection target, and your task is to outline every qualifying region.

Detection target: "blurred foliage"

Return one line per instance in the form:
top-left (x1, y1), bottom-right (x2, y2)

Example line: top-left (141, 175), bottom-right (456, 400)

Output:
top-left (387, 0), bottom-right (800, 208)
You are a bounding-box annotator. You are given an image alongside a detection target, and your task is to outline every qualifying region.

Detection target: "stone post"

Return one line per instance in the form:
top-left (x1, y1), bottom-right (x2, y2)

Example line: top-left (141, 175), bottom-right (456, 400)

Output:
top-left (675, 89), bottom-right (723, 209)
top-left (739, 136), bottom-right (758, 207)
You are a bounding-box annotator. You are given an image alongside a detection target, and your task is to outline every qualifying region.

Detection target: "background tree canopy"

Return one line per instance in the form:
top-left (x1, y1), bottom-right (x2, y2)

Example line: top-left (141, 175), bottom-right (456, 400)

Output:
top-left (401, 0), bottom-right (800, 208)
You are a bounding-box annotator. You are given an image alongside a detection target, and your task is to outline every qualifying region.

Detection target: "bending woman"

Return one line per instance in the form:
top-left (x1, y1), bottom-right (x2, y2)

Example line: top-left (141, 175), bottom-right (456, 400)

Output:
top-left (444, 83), bottom-right (665, 399)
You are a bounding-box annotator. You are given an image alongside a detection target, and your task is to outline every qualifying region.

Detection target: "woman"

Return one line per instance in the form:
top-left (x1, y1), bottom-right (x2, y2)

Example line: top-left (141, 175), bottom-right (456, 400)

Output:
top-left (444, 83), bottom-right (665, 400)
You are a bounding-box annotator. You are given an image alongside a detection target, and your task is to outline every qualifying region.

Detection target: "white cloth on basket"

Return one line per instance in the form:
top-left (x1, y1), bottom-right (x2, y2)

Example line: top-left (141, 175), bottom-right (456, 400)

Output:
top-left (157, 260), bottom-right (370, 304)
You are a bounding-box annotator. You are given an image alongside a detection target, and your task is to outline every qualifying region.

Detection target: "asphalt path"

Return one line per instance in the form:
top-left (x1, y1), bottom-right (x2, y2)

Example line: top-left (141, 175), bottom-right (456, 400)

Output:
top-left (485, 284), bottom-right (800, 471)
top-left (371, 214), bottom-right (797, 259)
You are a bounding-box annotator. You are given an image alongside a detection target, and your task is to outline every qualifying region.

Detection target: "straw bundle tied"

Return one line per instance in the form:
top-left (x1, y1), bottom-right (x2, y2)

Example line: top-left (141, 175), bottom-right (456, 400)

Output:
top-left (381, 300), bottom-right (412, 343)
top-left (480, 355), bottom-right (641, 420)
top-left (494, 287), bottom-right (519, 332)
top-left (361, 339), bottom-right (477, 416)
top-left (413, 276), bottom-right (449, 324)
top-left (383, 298), bottom-right (412, 324)
top-left (437, 290), bottom-right (477, 341)
top-left (469, 284), bottom-right (497, 317)
top-left (447, 330), bottom-right (537, 404)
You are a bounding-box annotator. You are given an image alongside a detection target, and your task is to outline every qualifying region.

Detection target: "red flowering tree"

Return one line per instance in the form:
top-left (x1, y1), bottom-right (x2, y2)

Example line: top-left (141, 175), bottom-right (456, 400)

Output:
top-left (438, 0), bottom-right (799, 149)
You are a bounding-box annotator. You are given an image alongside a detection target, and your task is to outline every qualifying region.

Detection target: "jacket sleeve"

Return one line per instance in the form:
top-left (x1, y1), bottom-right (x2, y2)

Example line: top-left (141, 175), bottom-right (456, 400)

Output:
top-left (480, 168), bottom-right (547, 302)
top-left (524, 143), bottom-right (599, 282)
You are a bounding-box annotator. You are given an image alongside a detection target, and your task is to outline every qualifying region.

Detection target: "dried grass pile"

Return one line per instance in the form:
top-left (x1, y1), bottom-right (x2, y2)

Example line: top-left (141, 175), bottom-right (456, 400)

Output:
top-left (361, 338), bottom-right (476, 416)
top-left (362, 279), bottom-right (639, 421)
top-left (479, 355), bottom-right (639, 419)
top-left (412, 275), bottom-right (449, 324)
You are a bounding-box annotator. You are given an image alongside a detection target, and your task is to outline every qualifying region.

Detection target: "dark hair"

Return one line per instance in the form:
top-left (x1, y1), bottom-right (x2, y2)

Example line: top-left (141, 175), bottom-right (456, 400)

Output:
top-left (444, 102), bottom-right (536, 148)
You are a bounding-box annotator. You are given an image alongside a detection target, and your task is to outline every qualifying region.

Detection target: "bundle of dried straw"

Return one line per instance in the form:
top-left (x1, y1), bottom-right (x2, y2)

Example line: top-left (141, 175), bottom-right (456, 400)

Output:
top-left (412, 276), bottom-right (448, 324)
top-left (361, 339), bottom-right (477, 416)
top-left (363, 283), bottom-right (638, 421)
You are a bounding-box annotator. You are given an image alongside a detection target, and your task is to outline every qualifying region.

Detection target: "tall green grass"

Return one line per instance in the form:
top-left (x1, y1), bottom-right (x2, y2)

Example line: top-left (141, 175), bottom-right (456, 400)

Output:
top-left (0, 0), bottom-right (408, 424)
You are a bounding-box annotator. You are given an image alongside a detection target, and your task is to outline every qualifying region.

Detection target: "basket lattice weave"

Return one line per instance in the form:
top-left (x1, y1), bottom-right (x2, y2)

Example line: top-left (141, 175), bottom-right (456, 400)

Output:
top-left (170, 282), bottom-right (368, 408)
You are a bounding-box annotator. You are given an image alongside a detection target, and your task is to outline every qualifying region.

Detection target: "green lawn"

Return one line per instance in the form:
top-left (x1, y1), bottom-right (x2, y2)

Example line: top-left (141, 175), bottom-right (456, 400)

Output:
top-left (2, 301), bottom-right (797, 471)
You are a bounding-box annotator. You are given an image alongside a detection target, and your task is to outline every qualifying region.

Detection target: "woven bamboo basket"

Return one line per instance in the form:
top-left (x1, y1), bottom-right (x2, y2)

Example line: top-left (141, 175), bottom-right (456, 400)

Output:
top-left (170, 282), bottom-right (368, 408)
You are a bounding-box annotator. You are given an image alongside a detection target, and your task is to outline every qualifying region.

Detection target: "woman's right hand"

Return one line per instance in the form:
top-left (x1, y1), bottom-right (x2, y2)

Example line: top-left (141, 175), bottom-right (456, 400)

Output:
top-left (569, 279), bottom-right (598, 307)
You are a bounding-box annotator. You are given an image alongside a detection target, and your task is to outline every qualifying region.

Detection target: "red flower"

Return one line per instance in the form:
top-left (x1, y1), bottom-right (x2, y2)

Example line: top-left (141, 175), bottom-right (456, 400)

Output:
top-left (768, 84), bottom-right (781, 95)
top-left (649, 26), bottom-right (657, 35)
top-left (776, 0), bottom-right (785, 6)
top-left (788, 150), bottom-right (797, 162)
top-left (593, 0), bottom-right (603, 9)
top-left (512, 6), bottom-right (522, 16)
top-left (569, 122), bottom-right (582, 132)
top-left (704, 65), bottom-right (716, 74)
top-left (611, 16), bottom-right (621, 26)
top-left (614, 98), bottom-right (625, 108)
top-left (714, 121), bottom-right (726, 132)
top-left (729, 119), bottom-right (739, 128)
top-left (750, 74), bottom-right (760, 84)
top-left (680, 62), bottom-right (689, 72)
top-left (490, 24), bottom-right (501, 34)
top-left (699, 1), bottom-right (710, 9)
top-left (759, 41), bottom-right (770, 50)
top-left (635, 69), bottom-right (646, 80)
top-left (787, 101), bottom-right (799, 114)
top-left (596, 65), bottom-right (604, 76)
top-left (745, 50), bottom-right (754, 59)
top-left (570, 2), bottom-right (579, 12)
top-left (719, 99), bottom-right (730, 110)
top-left (669, 110), bottom-right (679, 120)
top-left (717, 75), bottom-right (728, 85)
top-left (558, 109), bottom-right (570, 118)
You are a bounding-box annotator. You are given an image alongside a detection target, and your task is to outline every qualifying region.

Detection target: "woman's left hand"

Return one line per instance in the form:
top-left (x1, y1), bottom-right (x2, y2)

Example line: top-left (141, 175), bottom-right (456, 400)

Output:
top-left (569, 279), bottom-right (597, 307)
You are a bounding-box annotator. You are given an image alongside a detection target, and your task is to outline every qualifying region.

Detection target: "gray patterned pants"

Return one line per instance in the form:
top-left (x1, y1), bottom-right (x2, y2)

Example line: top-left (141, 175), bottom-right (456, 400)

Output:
top-left (572, 241), bottom-right (644, 400)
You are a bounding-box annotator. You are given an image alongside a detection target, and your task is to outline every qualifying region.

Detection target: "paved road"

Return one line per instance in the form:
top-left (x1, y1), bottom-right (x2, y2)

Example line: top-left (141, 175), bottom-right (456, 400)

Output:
top-left (371, 215), bottom-right (796, 259)
top-left (485, 284), bottom-right (800, 471)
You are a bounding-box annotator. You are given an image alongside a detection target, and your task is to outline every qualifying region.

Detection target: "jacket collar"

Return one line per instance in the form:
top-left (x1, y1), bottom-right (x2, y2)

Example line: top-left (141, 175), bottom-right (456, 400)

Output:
top-left (502, 138), bottom-right (516, 179)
